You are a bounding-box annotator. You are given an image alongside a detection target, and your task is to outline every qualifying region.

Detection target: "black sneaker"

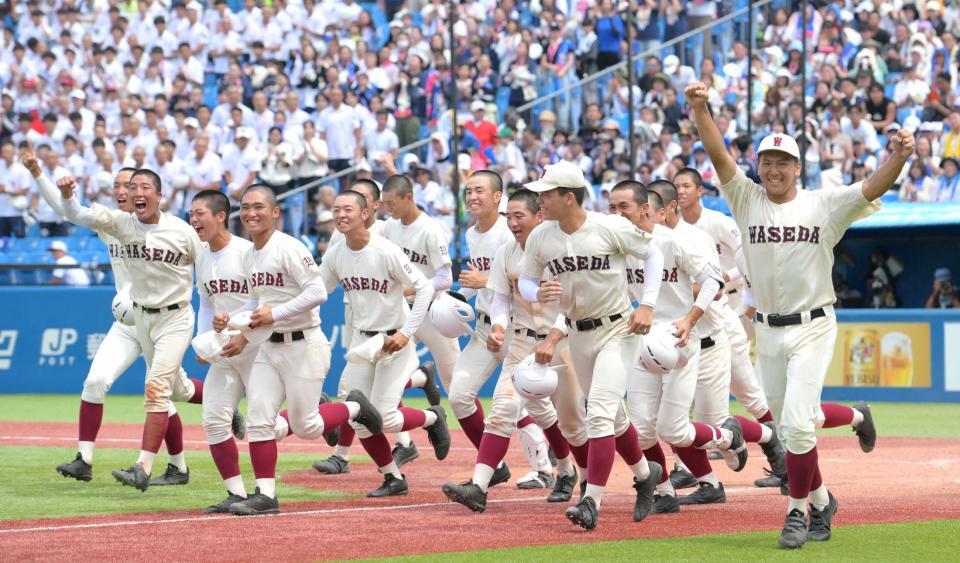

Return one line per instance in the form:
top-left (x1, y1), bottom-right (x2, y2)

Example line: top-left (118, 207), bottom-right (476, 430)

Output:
top-left (721, 417), bottom-right (748, 472)
top-left (112, 463), bottom-right (150, 492)
top-left (779, 509), bottom-right (808, 549)
top-left (418, 362), bottom-right (442, 407)
top-left (578, 479), bottom-right (587, 501)
top-left (425, 406), bottom-right (451, 460)
top-left (204, 491), bottom-right (247, 514)
top-left (669, 465), bottom-right (697, 490)
top-left (853, 401), bottom-right (876, 453)
top-left (759, 422), bottom-right (788, 480)
top-left (489, 463), bottom-right (511, 488)
top-left (547, 470), bottom-right (577, 503)
top-left (229, 487), bottom-right (280, 515)
top-left (393, 442), bottom-right (420, 467)
top-left (516, 471), bottom-right (555, 489)
top-left (807, 491), bottom-right (839, 542)
top-left (231, 410), bottom-right (246, 440)
top-left (678, 482), bottom-right (726, 505)
top-left (754, 469), bottom-right (783, 488)
top-left (57, 453), bottom-right (92, 482)
top-left (652, 493), bottom-right (681, 514)
top-left (565, 496), bottom-right (598, 530)
top-left (441, 480), bottom-right (487, 512)
top-left (148, 463), bottom-right (189, 486)
top-left (346, 390), bottom-right (383, 435)
top-left (548, 448), bottom-right (558, 467)
top-left (312, 455), bottom-right (350, 474)
top-left (632, 461), bottom-right (662, 523)
top-left (368, 473), bottom-right (408, 497)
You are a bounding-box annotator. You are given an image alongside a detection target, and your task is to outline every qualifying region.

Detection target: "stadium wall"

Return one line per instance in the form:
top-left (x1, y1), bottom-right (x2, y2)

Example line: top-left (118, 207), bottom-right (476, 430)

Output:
top-left (0, 287), bottom-right (958, 402)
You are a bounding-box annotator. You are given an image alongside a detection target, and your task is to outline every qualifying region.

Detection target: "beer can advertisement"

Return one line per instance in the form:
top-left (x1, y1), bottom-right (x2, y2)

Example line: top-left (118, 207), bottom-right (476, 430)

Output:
top-left (826, 323), bottom-right (931, 388)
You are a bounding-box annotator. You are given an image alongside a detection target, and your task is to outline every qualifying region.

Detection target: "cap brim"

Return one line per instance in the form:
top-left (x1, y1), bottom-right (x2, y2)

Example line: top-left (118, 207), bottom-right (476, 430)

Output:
top-left (522, 180), bottom-right (557, 193)
top-left (757, 147), bottom-right (800, 160)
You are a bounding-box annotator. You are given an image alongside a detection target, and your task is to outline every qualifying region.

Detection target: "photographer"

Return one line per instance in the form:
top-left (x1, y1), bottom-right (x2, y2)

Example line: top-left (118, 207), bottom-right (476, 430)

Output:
top-left (926, 268), bottom-right (960, 309)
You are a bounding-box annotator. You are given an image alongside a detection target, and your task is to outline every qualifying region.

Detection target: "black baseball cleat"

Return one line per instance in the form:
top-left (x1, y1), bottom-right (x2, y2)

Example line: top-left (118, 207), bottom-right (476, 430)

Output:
top-left (853, 401), bottom-right (877, 453)
top-left (393, 442), bottom-right (419, 467)
top-left (755, 469), bottom-right (783, 488)
top-left (149, 463), bottom-right (189, 486)
top-left (312, 454), bottom-right (350, 474)
top-left (721, 417), bottom-right (748, 472)
top-left (652, 493), bottom-right (681, 514)
top-left (669, 465), bottom-right (698, 490)
top-left (368, 473), bottom-right (408, 497)
top-left (632, 461), bottom-right (662, 523)
top-left (112, 463), bottom-right (150, 492)
top-left (425, 406), bottom-right (451, 460)
top-left (489, 463), bottom-right (511, 488)
top-left (229, 487), bottom-right (280, 516)
top-left (707, 450), bottom-right (724, 460)
top-left (548, 448), bottom-right (558, 467)
top-left (418, 362), bottom-right (442, 407)
top-left (57, 453), bottom-right (92, 482)
top-left (565, 496), bottom-right (599, 531)
top-left (231, 410), bottom-right (246, 440)
top-left (779, 509), bottom-right (808, 549)
top-left (442, 480), bottom-right (487, 512)
top-left (547, 469), bottom-right (577, 503)
top-left (678, 482), bottom-right (726, 505)
top-left (204, 491), bottom-right (248, 514)
top-left (579, 479), bottom-right (587, 501)
top-left (516, 471), bottom-right (555, 489)
top-left (807, 491), bottom-right (839, 542)
top-left (346, 390), bottom-right (383, 435)
top-left (760, 422), bottom-right (788, 480)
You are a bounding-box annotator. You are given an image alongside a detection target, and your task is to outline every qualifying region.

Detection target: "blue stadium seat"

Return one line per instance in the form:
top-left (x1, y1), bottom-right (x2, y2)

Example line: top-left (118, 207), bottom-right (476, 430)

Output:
top-left (101, 269), bottom-right (115, 286)
top-left (72, 226), bottom-right (98, 237)
top-left (86, 237), bottom-right (108, 253)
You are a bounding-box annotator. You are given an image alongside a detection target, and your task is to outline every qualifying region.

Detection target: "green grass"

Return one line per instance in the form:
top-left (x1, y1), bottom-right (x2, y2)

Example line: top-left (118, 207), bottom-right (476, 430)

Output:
top-left (1, 395), bottom-right (957, 438)
top-left (0, 445), bottom-right (357, 521)
top-left (372, 519), bottom-right (960, 562)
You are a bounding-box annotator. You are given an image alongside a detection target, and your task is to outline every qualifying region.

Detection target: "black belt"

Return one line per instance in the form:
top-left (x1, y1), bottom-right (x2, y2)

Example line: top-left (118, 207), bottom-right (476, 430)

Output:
top-left (269, 330), bottom-right (305, 343)
top-left (701, 336), bottom-right (716, 349)
top-left (755, 308), bottom-right (826, 327)
top-left (479, 313), bottom-right (492, 325)
top-left (565, 313), bottom-right (624, 332)
top-left (514, 328), bottom-right (547, 340)
top-left (360, 329), bottom-right (398, 337)
top-left (133, 302), bottom-right (183, 315)
top-left (727, 289), bottom-right (738, 295)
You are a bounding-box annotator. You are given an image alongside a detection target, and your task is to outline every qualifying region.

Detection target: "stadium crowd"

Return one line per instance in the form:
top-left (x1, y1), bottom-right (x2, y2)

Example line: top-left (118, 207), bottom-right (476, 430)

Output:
top-left (1, 0), bottom-right (960, 244)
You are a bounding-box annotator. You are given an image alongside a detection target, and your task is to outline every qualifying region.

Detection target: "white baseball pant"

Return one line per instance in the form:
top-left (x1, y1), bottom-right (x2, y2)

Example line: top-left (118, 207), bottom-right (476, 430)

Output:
top-left (136, 305), bottom-right (195, 413)
top-left (755, 308), bottom-right (837, 455)
top-left (413, 317), bottom-right (461, 391)
top-left (692, 330), bottom-right (732, 426)
top-left (448, 320), bottom-right (509, 420)
top-left (202, 345), bottom-right (258, 445)
top-left (627, 339), bottom-right (703, 448)
top-left (339, 331), bottom-right (420, 438)
top-left (486, 334), bottom-right (588, 447)
top-left (246, 327), bottom-right (331, 442)
top-left (722, 304), bottom-right (770, 419)
top-left (567, 315), bottom-right (634, 439)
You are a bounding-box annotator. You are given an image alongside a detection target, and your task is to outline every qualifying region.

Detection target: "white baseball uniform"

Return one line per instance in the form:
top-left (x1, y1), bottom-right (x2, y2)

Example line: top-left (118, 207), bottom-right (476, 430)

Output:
top-left (321, 234), bottom-right (434, 438)
top-left (719, 168), bottom-right (879, 454)
top-left (242, 230), bottom-right (332, 443)
top-left (381, 214), bottom-right (460, 390)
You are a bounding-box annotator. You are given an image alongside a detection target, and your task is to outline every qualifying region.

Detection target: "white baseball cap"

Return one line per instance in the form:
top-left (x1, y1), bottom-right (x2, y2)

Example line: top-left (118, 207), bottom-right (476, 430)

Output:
top-left (235, 126), bottom-right (254, 139)
top-left (318, 210), bottom-right (334, 222)
top-left (186, 1), bottom-right (203, 11)
top-left (523, 160), bottom-right (588, 193)
top-left (48, 240), bottom-right (68, 252)
top-left (183, 117), bottom-right (200, 129)
top-left (756, 133), bottom-right (800, 160)
top-left (663, 55), bottom-right (680, 74)
top-left (470, 100), bottom-right (486, 112)
top-left (70, 89), bottom-right (86, 100)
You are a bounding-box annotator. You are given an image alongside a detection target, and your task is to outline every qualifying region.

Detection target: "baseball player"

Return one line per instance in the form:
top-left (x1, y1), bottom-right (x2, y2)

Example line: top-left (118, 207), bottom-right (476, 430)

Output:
top-left (645, 180), bottom-right (785, 507)
top-left (55, 168), bottom-right (204, 492)
top-left (319, 190), bottom-right (451, 497)
top-left (688, 82), bottom-right (890, 548)
top-left (314, 178), bottom-right (442, 475)
top-left (217, 184), bottom-right (383, 515)
top-left (674, 167), bottom-right (787, 490)
top-left (447, 170), bottom-right (553, 487)
top-left (519, 161), bottom-right (664, 530)
top-left (441, 189), bottom-right (589, 511)
top-left (610, 180), bottom-right (750, 514)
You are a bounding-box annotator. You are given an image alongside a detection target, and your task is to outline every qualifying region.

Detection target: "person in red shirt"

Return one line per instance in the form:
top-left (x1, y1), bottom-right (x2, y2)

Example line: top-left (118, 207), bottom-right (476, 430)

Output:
top-left (464, 100), bottom-right (498, 150)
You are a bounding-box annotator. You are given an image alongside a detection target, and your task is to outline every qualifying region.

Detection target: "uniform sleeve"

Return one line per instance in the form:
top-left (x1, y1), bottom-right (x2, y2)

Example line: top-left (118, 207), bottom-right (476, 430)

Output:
top-left (425, 224), bottom-right (453, 270)
top-left (716, 214), bottom-right (743, 278)
top-left (821, 182), bottom-right (881, 242)
top-left (718, 167), bottom-right (761, 224)
top-left (520, 227), bottom-right (547, 280)
top-left (32, 172), bottom-right (64, 216)
top-left (284, 239), bottom-right (325, 289)
top-left (271, 241), bottom-right (328, 321)
top-left (607, 214), bottom-right (652, 261)
top-left (197, 290), bottom-right (214, 334)
top-left (60, 196), bottom-right (126, 238)
top-left (386, 247), bottom-right (434, 337)
top-left (485, 245), bottom-right (512, 297)
top-left (318, 248), bottom-right (340, 293)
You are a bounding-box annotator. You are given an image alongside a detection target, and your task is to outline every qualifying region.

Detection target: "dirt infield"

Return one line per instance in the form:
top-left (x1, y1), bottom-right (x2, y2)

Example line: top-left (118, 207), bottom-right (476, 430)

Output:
top-left (2, 422), bottom-right (959, 561)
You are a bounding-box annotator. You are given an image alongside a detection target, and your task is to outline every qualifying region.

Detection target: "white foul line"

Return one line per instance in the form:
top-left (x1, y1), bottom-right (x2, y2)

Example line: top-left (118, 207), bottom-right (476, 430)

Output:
top-left (0, 435), bottom-right (479, 452)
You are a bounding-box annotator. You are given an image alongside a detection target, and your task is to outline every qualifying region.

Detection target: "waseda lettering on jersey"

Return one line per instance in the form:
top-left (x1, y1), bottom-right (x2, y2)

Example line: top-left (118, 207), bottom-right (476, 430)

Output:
top-left (626, 267), bottom-right (679, 285)
top-left (748, 225), bottom-right (820, 244)
top-left (123, 244), bottom-right (184, 265)
top-left (340, 276), bottom-right (390, 294)
top-left (402, 248), bottom-right (429, 265)
top-left (546, 255), bottom-right (611, 276)
top-left (250, 272), bottom-right (285, 288)
top-left (204, 279), bottom-right (250, 296)
top-left (108, 244), bottom-right (125, 260)
top-left (468, 257), bottom-right (492, 271)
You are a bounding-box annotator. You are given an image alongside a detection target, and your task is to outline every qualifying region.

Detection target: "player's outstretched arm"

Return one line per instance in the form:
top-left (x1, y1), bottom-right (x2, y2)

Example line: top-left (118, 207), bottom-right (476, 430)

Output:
top-left (862, 129), bottom-right (915, 201)
top-left (57, 175), bottom-right (115, 231)
top-left (685, 82), bottom-right (738, 186)
top-left (21, 150), bottom-right (65, 217)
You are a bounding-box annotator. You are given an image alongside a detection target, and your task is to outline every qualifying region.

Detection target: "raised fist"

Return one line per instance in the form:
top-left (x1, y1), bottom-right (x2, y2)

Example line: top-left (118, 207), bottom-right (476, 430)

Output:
top-left (685, 82), bottom-right (710, 110)
top-left (888, 129), bottom-right (916, 159)
top-left (19, 150), bottom-right (42, 178)
top-left (56, 176), bottom-right (77, 199)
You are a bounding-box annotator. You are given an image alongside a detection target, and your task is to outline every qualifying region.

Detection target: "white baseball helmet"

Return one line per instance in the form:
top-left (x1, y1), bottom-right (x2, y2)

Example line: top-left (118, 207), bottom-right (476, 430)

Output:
top-left (111, 294), bottom-right (135, 326)
top-left (429, 291), bottom-right (475, 338)
top-left (639, 323), bottom-right (688, 376)
top-left (511, 354), bottom-right (558, 399)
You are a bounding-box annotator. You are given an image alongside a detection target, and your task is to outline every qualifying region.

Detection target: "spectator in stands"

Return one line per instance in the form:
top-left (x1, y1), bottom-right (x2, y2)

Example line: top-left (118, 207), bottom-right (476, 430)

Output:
top-left (48, 240), bottom-right (90, 287)
top-left (926, 267), bottom-right (960, 308)
top-left (259, 126), bottom-right (300, 236)
top-left (317, 86), bottom-right (361, 192)
top-left (936, 157), bottom-right (960, 201)
top-left (33, 145), bottom-right (69, 236)
top-left (593, 0), bottom-right (624, 70)
top-left (0, 142), bottom-right (31, 237)
top-left (899, 158), bottom-right (939, 201)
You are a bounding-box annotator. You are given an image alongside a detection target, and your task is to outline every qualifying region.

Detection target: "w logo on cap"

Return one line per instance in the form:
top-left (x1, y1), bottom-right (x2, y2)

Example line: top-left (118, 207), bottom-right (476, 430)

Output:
top-left (773, 137), bottom-right (782, 147)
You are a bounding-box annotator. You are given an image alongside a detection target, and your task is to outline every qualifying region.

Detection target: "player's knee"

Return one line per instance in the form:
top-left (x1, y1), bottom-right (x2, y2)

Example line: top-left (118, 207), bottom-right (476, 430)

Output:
top-left (379, 407), bottom-right (403, 434)
top-left (560, 423), bottom-right (588, 448)
top-left (447, 381), bottom-right (476, 419)
top-left (780, 420), bottom-right (816, 454)
top-left (632, 421), bottom-right (658, 449)
top-left (656, 420), bottom-right (693, 447)
top-left (81, 378), bottom-right (110, 404)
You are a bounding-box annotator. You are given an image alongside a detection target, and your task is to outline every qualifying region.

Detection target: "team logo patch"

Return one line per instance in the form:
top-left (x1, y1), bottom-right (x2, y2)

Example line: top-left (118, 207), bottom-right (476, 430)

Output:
top-left (303, 256), bottom-right (316, 268)
top-left (403, 263), bottom-right (413, 274)
top-left (773, 136), bottom-right (782, 147)
top-left (440, 245), bottom-right (448, 256)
